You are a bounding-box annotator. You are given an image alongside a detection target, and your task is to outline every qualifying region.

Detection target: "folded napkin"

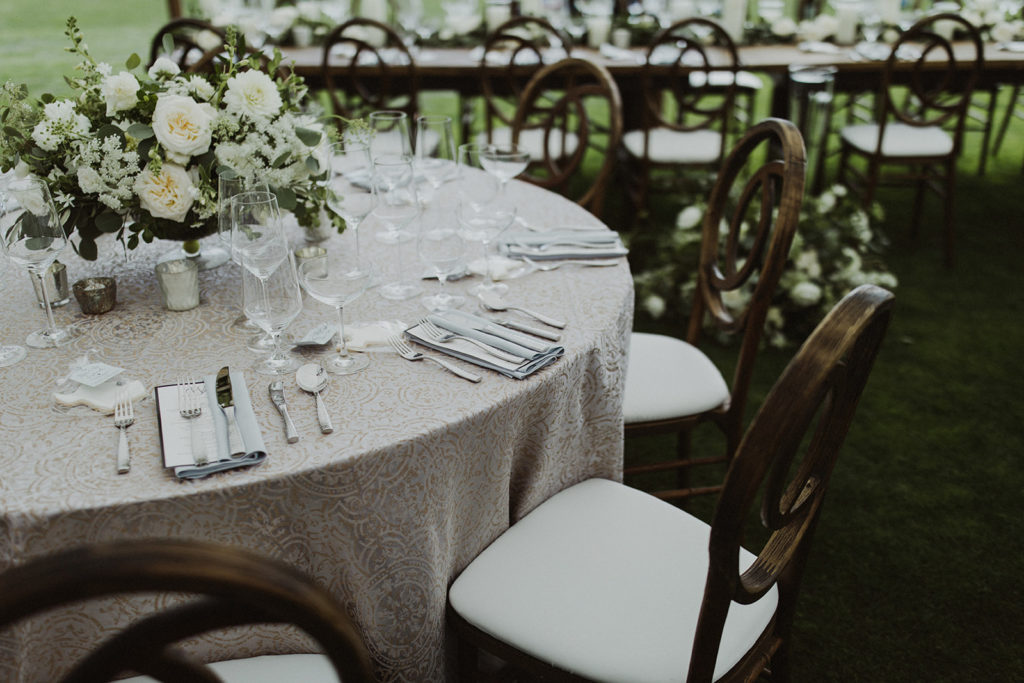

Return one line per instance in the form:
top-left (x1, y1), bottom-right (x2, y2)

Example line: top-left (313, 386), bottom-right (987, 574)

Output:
top-left (155, 370), bottom-right (266, 479)
top-left (345, 320), bottom-right (408, 351)
top-left (466, 256), bottom-right (531, 281)
top-left (404, 310), bottom-right (563, 379)
top-left (500, 229), bottom-right (629, 260)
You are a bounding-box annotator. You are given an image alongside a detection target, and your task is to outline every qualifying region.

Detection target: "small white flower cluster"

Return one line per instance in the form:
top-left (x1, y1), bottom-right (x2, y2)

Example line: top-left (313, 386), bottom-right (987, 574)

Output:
top-left (31, 100), bottom-right (90, 152)
top-left (74, 135), bottom-right (141, 212)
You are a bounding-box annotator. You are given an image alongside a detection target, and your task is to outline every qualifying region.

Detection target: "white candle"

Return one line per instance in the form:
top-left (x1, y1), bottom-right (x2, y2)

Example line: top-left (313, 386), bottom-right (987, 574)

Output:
top-left (586, 15), bottom-right (612, 48)
top-left (834, 2), bottom-right (859, 45)
top-left (721, 0), bottom-right (747, 43)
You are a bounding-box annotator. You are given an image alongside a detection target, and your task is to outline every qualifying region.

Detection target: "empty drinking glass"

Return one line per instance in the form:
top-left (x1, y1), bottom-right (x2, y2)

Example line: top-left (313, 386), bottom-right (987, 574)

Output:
top-left (242, 255), bottom-right (303, 375)
top-left (419, 214), bottom-right (466, 312)
top-left (297, 247), bottom-right (372, 374)
top-left (369, 110), bottom-right (412, 159)
top-left (372, 154), bottom-right (422, 301)
top-left (414, 114), bottom-right (457, 203)
top-left (327, 139), bottom-right (377, 277)
top-left (481, 143), bottom-right (530, 200)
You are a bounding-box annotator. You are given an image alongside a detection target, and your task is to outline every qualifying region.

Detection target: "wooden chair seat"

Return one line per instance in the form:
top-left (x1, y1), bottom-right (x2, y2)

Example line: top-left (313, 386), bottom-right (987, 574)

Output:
top-left (623, 332), bottom-right (729, 424)
top-left (840, 122), bottom-right (954, 157)
top-left (622, 128), bottom-right (724, 165)
top-left (449, 479), bottom-right (778, 682)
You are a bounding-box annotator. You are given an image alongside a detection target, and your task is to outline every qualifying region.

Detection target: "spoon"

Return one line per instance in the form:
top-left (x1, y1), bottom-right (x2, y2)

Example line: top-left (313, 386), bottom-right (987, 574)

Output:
top-left (296, 363), bottom-right (333, 434)
top-left (477, 290), bottom-right (567, 329)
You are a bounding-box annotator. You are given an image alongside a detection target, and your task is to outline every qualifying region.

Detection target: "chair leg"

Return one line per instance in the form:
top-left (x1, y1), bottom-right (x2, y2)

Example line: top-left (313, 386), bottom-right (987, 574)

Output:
top-left (977, 88), bottom-right (997, 176)
top-left (674, 430), bottom-right (692, 498)
top-left (943, 160), bottom-right (957, 268)
top-left (910, 167), bottom-right (927, 239)
top-left (991, 85), bottom-right (1020, 158)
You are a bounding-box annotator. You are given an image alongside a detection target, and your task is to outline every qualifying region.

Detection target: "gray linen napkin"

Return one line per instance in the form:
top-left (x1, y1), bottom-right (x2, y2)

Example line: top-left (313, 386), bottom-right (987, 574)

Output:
top-left (501, 229), bottom-right (629, 260)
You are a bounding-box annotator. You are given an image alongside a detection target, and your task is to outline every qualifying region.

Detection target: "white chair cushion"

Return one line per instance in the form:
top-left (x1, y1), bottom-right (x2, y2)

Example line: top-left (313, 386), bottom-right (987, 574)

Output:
top-left (476, 126), bottom-right (580, 160)
top-left (623, 332), bottom-right (730, 424)
top-left (449, 478), bottom-right (778, 683)
top-left (120, 653), bottom-right (339, 682)
top-left (622, 128), bottom-right (723, 164)
top-left (688, 70), bottom-right (764, 91)
top-left (840, 122), bottom-right (954, 157)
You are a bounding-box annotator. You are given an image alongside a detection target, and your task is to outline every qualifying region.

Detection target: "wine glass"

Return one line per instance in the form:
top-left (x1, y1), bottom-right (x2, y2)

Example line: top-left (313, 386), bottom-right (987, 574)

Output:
top-left (456, 198), bottom-right (516, 297)
top-left (371, 154), bottom-right (423, 301)
top-left (369, 110), bottom-right (412, 160)
top-left (218, 174), bottom-right (270, 334)
top-left (418, 212), bottom-right (466, 312)
top-left (297, 251), bottom-right (372, 374)
top-left (455, 142), bottom-right (499, 210)
top-left (231, 190), bottom-right (289, 280)
top-left (0, 176), bottom-right (78, 348)
top-left (242, 254), bottom-right (303, 375)
top-left (414, 114), bottom-right (457, 204)
top-left (327, 140), bottom-right (377, 277)
top-left (480, 143), bottom-right (530, 200)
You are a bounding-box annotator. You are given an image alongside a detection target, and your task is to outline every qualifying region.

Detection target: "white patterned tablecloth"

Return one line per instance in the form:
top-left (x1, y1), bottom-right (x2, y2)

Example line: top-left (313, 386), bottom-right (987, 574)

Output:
top-left (0, 179), bottom-right (633, 681)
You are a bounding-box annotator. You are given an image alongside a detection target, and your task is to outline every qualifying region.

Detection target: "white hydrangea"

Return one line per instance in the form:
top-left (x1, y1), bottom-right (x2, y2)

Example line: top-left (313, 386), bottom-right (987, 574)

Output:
top-left (31, 100), bottom-right (90, 152)
top-left (223, 70), bottom-right (283, 119)
top-left (642, 294), bottom-right (666, 319)
top-left (100, 71), bottom-right (140, 116)
top-left (676, 205), bottom-right (703, 230)
top-left (790, 281), bottom-right (822, 307)
top-left (148, 57), bottom-right (181, 79)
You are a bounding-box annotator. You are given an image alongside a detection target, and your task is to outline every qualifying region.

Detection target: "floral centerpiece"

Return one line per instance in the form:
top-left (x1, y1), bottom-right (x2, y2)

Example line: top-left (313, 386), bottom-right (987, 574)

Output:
top-left (630, 183), bottom-right (898, 348)
top-left (0, 18), bottom-right (340, 260)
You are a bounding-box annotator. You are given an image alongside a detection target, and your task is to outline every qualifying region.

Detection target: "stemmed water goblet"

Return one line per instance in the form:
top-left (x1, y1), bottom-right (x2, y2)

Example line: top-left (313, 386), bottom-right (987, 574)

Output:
top-left (219, 175), bottom-right (271, 336)
top-left (480, 143), bottom-right (530, 200)
top-left (369, 110), bottom-right (412, 160)
top-left (327, 139), bottom-right (377, 277)
top-left (297, 244), bottom-right (372, 374)
top-left (242, 254), bottom-right (303, 375)
top-left (418, 208), bottom-right (466, 312)
top-left (456, 198), bottom-right (516, 297)
top-left (414, 114), bottom-right (457, 204)
top-left (0, 175), bottom-right (79, 348)
top-left (372, 154), bottom-right (422, 301)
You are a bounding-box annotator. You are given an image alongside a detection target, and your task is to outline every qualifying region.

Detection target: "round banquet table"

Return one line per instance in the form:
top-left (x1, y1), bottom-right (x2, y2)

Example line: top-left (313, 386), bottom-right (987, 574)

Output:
top-left (0, 178), bottom-right (633, 682)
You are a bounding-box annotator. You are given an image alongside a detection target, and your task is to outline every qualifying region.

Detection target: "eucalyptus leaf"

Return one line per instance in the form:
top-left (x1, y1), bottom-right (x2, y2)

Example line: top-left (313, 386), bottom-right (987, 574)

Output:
top-left (40, 93), bottom-right (55, 104)
top-left (217, 166), bottom-right (239, 180)
top-left (275, 187), bottom-right (297, 211)
top-left (126, 123), bottom-right (154, 140)
top-left (271, 151), bottom-right (291, 169)
top-left (125, 53), bottom-right (141, 70)
top-left (127, 233), bottom-right (139, 250)
top-left (78, 237), bottom-right (98, 261)
top-left (305, 156), bottom-right (321, 174)
top-left (96, 124), bottom-right (125, 142)
top-left (3, 126), bottom-right (23, 140)
top-left (95, 211), bottom-right (123, 233)
top-left (295, 126), bottom-right (321, 147)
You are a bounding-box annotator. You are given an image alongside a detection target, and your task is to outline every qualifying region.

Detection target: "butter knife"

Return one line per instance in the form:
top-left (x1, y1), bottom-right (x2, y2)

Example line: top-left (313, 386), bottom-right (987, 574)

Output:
top-left (215, 367), bottom-right (247, 457)
top-left (268, 380), bottom-right (299, 444)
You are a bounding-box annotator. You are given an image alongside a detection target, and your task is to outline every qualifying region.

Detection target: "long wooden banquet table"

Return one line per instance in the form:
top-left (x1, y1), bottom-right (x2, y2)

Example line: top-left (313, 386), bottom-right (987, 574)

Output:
top-left (283, 40), bottom-right (1024, 112)
top-left (0, 179), bottom-right (633, 681)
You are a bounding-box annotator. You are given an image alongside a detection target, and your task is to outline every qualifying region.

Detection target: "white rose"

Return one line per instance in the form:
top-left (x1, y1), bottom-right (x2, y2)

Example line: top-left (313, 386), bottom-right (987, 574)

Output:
top-left (152, 94), bottom-right (215, 165)
top-left (77, 167), bottom-right (106, 194)
top-left (771, 17), bottom-right (797, 38)
top-left (643, 294), bottom-right (666, 319)
top-left (991, 22), bottom-right (1017, 43)
top-left (134, 163), bottom-right (196, 222)
top-left (790, 281), bottom-right (822, 307)
top-left (148, 57), bottom-right (181, 79)
top-left (101, 71), bottom-right (140, 116)
top-left (223, 70), bottom-right (283, 119)
top-left (676, 205), bottom-right (704, 230)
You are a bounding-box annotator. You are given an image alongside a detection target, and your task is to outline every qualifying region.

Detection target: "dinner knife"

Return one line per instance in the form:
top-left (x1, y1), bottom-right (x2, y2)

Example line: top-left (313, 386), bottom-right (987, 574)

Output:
top-left (215, 366), bottom-right (247, 457)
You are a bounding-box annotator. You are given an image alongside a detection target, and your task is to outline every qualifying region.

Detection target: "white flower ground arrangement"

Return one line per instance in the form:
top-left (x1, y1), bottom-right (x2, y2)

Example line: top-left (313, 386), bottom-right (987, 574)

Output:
top-left (631, 183), bottom-right (898, 348)
top-left (0, 18), bottom-right (339, 260)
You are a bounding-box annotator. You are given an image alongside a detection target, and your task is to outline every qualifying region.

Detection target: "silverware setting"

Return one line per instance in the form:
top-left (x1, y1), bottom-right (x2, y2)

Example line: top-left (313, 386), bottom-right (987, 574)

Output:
top-left (520, 257), bottom-right (619, 272)
top-left (177, 376), bottom-right (207, 466)
top-left (268, 380), bottom-right (300, 443)
top-left (215, 366), bottom-right (246, 457)
top-left (114, 389), bottom-right (134, 475)
top-left (417, 318), bottom-right (522, 363)
top-left (477, 290), bottom-right (567, 329)
top-left (296, 363), bottom-right (333, 434)
top-left (387, 334), bottom-right (482, 383)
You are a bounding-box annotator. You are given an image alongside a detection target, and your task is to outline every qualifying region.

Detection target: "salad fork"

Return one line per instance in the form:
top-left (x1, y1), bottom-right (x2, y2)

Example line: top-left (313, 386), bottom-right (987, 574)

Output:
top-left (178, 376), bottom-right (207, 466)
top-left (387, 334), bottom-right (482, 383)
top-left (417, 319), bottom-right (522, 363)
top-left (114, 389), bottom-right (134, 474)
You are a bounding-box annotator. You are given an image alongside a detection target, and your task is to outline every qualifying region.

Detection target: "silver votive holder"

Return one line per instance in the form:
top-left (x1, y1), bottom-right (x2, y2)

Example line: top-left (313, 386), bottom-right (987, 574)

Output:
top-left (155, 258), bottom-right (200, 311)
top-left (32, 260), bottom-right (70, 308)
top-left (73, 277), bottom-right (117, 315)
top-left (294, 246), bottom-right (328, 278)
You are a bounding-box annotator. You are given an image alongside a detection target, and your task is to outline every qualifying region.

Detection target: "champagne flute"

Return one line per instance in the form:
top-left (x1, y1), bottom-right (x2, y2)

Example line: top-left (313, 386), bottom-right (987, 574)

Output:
top-left (242, 254), bottom-right (303, 375)
top-left (418, 212), bottom-right (466, 312)
top-left (481, 143), bottom-right (530, 200)
top-left (297, 250), bottom-right (372, 375)
top-left (327, 140), bottom-right (377, 277)
top-left (0, 176), bottom-right (78, 348)
top-left (369, 110), bottom-right (412, 160)
top-left (414, 114), bottom-right (457, 204)
top-left (372, 154), bottom-right (423, 301)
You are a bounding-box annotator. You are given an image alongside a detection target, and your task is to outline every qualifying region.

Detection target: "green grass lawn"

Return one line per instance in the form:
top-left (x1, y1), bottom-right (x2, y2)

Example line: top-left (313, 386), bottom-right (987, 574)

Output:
top-left (2, 2), bottom-right (1023, 680)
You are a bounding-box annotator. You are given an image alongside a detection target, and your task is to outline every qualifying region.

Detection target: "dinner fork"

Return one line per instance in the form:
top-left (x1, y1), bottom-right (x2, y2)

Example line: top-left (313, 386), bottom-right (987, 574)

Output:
top-left (417, 319), bottom-right (522, 363)
top-left (521, 257), bottom-right (620, 272)
top-left (178, 376), bottom-right (207, 466)
top-left (386, 334), bottom-right (482, 383)
top-left (114, 389), bottom-right (134, 474)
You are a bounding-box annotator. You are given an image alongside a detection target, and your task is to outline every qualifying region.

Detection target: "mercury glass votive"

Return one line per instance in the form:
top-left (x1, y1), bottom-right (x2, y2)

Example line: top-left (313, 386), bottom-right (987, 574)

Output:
top-left (155, 259), bottom-right (200, 311)
top-left (72, 277), bottom-right (117, 314)
top-left (294, 246), bottom-right (328, 278)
